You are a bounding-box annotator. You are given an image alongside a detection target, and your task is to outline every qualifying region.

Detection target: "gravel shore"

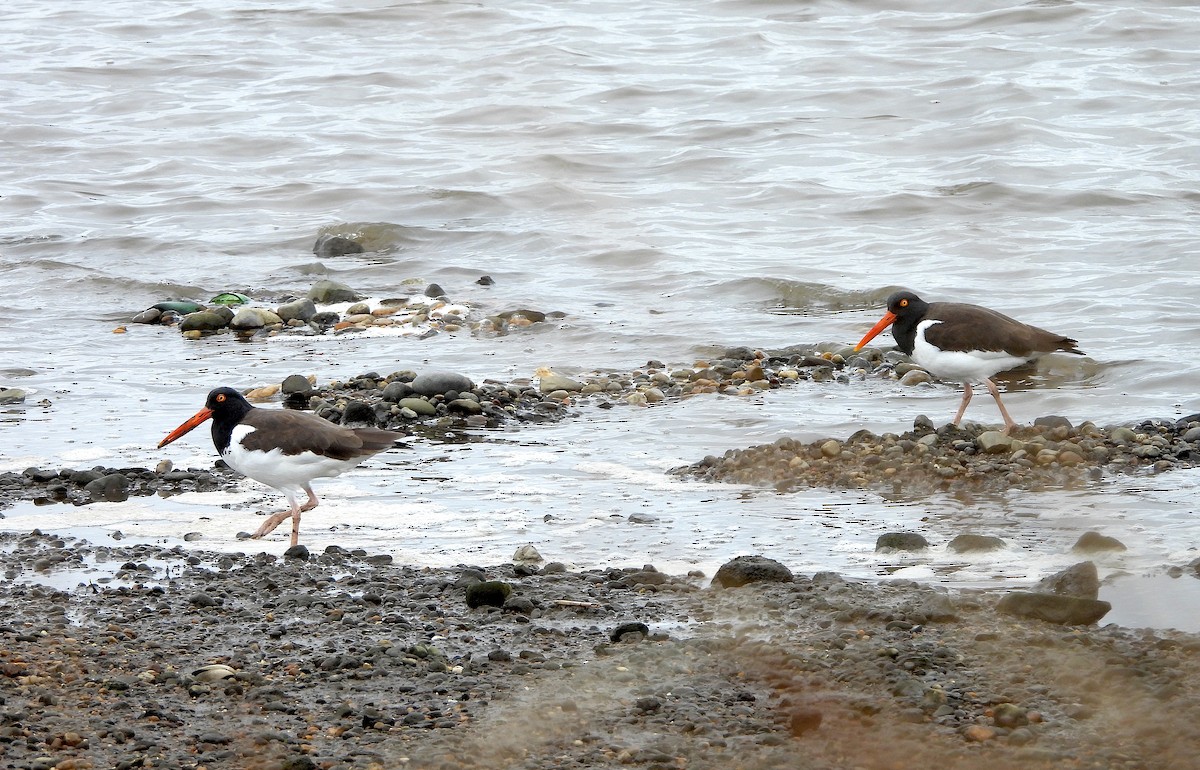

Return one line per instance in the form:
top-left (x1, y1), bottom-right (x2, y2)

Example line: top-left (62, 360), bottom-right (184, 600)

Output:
top-left (3, 532), bottom-right (1199, 770)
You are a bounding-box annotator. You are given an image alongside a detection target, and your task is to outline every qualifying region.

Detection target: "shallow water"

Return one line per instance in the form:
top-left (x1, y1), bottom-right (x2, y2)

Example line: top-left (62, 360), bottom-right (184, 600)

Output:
top-left (3, 2), bottom-right (1199, 612)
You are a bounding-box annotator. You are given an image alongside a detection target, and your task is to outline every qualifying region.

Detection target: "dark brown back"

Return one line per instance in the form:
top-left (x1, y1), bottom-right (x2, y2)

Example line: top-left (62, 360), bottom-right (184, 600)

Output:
top-left (923, 302), bottom-right (1082, 358)
top-left (241, 410), bottom-right (399, 461)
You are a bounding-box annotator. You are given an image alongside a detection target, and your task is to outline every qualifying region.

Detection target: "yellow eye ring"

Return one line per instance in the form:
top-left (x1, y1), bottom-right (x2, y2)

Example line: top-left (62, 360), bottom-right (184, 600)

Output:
top-left (216, 394), bottom-right (226, 402)
top-left (899, 299), bottom-right (908, 307)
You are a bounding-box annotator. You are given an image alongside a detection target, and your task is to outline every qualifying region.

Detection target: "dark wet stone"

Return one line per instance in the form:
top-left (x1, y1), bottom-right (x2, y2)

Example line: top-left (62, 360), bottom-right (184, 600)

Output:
top-left (712, 555), bottom-right (793, 588)
top-left (995, 591), bottom-right (1111, 625)
top-left (476, 275), bottom-right (495, 285)
top-left (1072, 531), bottom-right (1127, 553)
top-left (410, 372), bottom-right (475, 397)
top-left (465, 581), bottom-right (512, 609)
top-left (84, 473), bottom-right (130, 502)
top-left (180, 311), bottom-right (229, 332)
top-left (380, 381), bottom-right (412, 402)
top-left (281, 374), bottom-right (313, 396)
top-left (1035, 561), bottom-right (1100, 599)
top-left (876, 533), bottom-right (929, 552)
top-left (307, 279), bottom-right (362, 304)
top-left (341, 399), bottom-right (376, 424)
top-left (131, 307), bottom-right (163, 324)
top-left (947, 534), bottom-right (1006, 553)
top-left (313, 234), bottom-right (364, 257)
top-left (496, 308), bottom-right (547, 323)
top-left (283, 545), bottom-right (310, 561)
top-left (610, 622), bottom-right (650, 643)
top-left (502, 596), bottom-right (535, 615)
top-left (23, 467), bottom-right (59, 482)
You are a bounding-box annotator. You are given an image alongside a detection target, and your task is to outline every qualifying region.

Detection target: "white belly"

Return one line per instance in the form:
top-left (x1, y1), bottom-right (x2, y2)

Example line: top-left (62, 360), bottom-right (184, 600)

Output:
top-left (911, 319), bottom-right (1031, 382)
top-left (221, 424), bottom-right (365, 495)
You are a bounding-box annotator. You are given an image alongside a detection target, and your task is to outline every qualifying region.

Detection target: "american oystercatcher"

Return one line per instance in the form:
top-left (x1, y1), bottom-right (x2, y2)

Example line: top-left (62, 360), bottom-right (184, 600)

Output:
top-left (854, 291), bottom-right (1083, 433)
top-left (158, 387), bottom-right (400, 545)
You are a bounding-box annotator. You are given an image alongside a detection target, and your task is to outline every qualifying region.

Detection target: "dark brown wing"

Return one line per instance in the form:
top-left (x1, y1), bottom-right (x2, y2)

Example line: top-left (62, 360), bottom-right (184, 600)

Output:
top-left (241, 410), bottom-right (399, 460)
top-left (924, 302), bottom-right (1083, 357)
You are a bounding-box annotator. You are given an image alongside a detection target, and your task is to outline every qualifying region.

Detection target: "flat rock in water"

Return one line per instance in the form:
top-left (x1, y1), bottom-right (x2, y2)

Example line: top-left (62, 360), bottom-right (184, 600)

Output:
top-left (995, 591), bottom-right (1111, 625)
top-left (947, 534), bottom-right (1006, 553)
top-left (712, 555), bottom-right (793, 587)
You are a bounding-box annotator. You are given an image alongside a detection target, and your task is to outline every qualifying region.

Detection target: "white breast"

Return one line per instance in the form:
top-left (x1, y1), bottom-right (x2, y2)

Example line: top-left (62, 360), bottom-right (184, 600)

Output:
top-left (221, 424), bottom-right (369, 495)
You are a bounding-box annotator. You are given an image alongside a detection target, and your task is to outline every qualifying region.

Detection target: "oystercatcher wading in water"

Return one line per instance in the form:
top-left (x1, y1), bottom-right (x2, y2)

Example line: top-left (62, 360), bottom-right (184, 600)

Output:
top-left (854, 291), bottom-right (1083, 434)
top-left (158, 387), bottom-right (401, 545)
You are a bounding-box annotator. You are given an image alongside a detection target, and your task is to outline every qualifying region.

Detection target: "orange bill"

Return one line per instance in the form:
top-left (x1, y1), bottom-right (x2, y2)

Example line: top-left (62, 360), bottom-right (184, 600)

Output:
top-left (157, 407), bottom-right (213, 448)
top-left (854, 311), bottom-right (897, 352)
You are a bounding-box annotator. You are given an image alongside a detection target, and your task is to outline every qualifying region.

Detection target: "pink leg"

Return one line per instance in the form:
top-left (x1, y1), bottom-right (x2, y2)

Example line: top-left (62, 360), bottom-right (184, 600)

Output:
top-left (251, 488), bottom-right (319, 546)
top-left (951, 382), bottom-right (974, 426)
top-left (984, 378), bottom-right (1019, 435)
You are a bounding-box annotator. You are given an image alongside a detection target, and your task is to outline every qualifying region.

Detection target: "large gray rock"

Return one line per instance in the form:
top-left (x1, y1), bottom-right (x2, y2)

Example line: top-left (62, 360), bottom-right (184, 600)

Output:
top-left (995, 591), bottom-right (1111, 625)
top-left (712, 555), bottom-right (794, 588)
top-left (409, 372), bottom-right (474, 396)
top-left (1035, 561), bottom-right (1100, 599)
top-left (276, 298), bottom-right (317, 322)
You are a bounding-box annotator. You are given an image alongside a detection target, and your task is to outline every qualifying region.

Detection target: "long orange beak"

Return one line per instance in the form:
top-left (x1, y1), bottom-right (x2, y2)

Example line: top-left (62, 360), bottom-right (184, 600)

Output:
top-left (157, 407), bottom-right (213, 448)
top-left (854, 311), bottom-right (897, 352)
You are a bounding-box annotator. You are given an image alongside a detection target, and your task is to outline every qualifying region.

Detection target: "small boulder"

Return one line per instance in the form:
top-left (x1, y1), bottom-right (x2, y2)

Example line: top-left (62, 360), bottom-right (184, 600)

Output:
top-left (1072, 531), bottom-right (1127, 553)
top-left (84, 473), bottom-right (130, 502)
top-left (276, 298), bottom-right (317, 322)
top-left (947, 534), bottom-right (1006, 553)
top-left (1035, 561), bottom-right (1100, 599)
top-left (712, 555), bottom-right (793, 588)
top-left (179, 310), bottom-right (229, 332)
top-left (465, 581), bottom-right (512, 609)
top-left (313, 234), bottom-right (364, 257)
top-left (876, 533), bottom-right (930, 552)
top-left (410, 372), bottom-right (474, 397)
top-left (538, 373), bottom-right (585, 393)
top-left (995, 591), bottom-right (1111, 625)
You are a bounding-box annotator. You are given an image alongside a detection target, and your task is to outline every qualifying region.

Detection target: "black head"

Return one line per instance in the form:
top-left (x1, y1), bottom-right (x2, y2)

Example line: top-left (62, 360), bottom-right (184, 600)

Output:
top-left (885, 290), bottom-right (929, 318)
top-left (205, 386), bottom-right (254, 419)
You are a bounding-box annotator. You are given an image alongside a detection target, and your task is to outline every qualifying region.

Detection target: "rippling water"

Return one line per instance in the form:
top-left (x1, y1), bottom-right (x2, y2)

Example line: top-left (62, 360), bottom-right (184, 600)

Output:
top-left (3, 1), bottom-right (1199, 618)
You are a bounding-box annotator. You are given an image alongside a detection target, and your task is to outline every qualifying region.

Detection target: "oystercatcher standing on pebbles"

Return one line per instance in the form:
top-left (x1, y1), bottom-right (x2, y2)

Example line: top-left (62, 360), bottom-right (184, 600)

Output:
top-left (158, 387), bottom-right (401, 545)
top-left (854, 291), bottom-right (1083, 434)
